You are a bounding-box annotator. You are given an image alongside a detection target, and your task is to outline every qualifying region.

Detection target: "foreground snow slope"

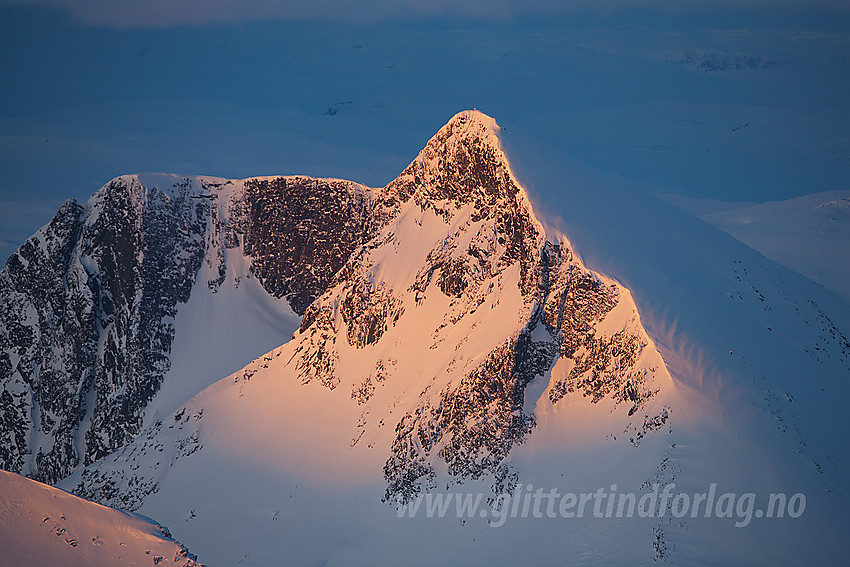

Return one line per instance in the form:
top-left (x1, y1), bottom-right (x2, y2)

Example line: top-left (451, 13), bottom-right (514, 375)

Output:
top-left (56, 111), bottom-right (850, 565)
top-left (0, 469), bottom-right (201, 567)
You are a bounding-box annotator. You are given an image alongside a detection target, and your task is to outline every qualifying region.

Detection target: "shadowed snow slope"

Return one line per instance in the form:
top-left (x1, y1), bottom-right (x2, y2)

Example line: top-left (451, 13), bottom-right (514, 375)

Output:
top-left (700, 190), bottom-right (850, 305)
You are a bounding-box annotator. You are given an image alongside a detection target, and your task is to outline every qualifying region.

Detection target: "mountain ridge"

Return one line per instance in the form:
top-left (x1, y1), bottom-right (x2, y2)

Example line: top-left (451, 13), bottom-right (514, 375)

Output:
top-left (0, 109), bottom-right (588, 484)
top-left (1, 110), bottom-right (848, 564)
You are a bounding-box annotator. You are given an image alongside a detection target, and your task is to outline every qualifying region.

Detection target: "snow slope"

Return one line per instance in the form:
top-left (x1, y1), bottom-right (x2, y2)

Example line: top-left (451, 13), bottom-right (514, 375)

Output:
top-left (0, 469), bottom-right (201, 567)
top-left (690, 190), bottom-right (850, 305)
top-left (56, 111), bottom-right (850, 565)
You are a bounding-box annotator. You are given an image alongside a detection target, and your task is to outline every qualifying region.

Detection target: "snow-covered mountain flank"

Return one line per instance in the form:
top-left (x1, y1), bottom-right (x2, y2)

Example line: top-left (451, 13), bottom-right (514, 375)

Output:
top-left (2, 110), bottom-right (849, 565)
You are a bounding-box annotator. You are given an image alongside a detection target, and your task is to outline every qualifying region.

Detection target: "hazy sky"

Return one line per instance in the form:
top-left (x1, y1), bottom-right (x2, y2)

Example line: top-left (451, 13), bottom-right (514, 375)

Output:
top-left (4, 0), bottom-right (850, 27)
top-left (0, 1), bottom-right (848, 254)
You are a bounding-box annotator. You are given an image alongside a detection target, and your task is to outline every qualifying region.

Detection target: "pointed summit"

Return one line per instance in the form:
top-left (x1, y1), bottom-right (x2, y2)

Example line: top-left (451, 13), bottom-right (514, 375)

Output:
top-left (386, 110), bottom-right (523, 209)
top-left (439, 109), bottom-right (503, 146)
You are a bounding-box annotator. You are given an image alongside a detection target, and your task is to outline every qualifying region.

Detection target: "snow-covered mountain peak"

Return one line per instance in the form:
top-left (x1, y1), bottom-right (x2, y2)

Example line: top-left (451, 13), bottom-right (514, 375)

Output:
top-left (432, 109), bottom-right (503, 148)
top-left (64, 112), bottom-right (672, 520)
top-left (5, 110), bottom-right (849, 564)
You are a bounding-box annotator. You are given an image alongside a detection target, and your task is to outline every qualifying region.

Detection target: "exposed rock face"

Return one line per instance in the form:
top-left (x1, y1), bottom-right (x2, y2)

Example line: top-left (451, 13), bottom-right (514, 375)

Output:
top-left (0, 178), bottom-right (210, 483)
top-left (82, 178), bottom-right (209, 469)
top-left (0, 174), bottom-right (382, 484)
top-left (0, 200), bottom-right (90, 480)
top-left (241, 177), bottom-right (387, 314)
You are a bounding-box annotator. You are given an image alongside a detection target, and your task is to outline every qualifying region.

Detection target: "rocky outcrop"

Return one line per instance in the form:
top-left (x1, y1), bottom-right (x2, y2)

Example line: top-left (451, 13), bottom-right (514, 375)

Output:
top-left (0, 178), bottom-right (210, 483)
top-left (241, 177), bottom-right (388, 314)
